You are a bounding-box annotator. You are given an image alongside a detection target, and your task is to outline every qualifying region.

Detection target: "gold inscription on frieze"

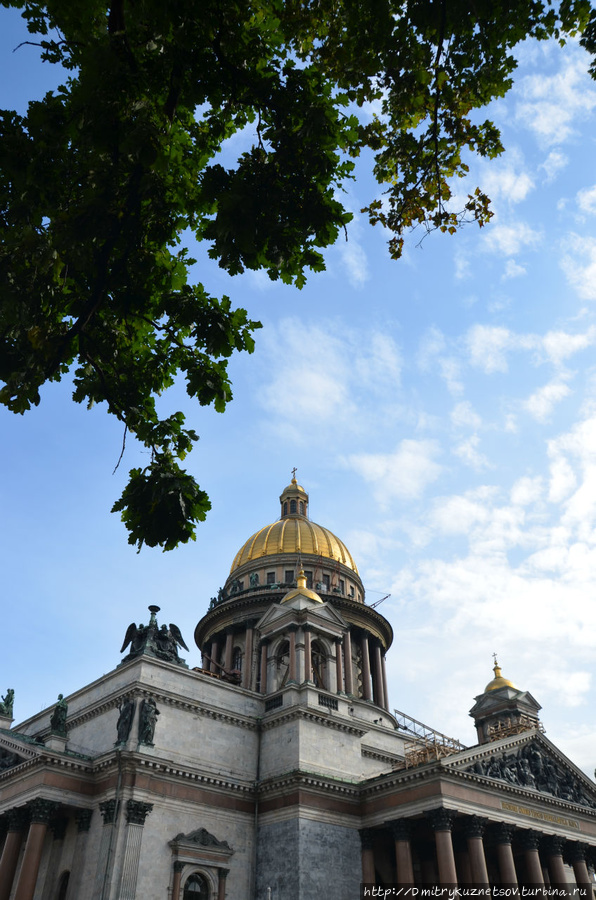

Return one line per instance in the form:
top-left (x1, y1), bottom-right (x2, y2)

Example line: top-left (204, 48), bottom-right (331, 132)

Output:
top-left (501, 801), bottom-right (579, 829)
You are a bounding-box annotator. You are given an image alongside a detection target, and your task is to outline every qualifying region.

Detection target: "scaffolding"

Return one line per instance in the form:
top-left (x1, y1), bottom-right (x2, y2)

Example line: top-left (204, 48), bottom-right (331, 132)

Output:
top-left (393, 708), bottom-right (467, 769)
top-left (487, 716), bottom-right (545, 742)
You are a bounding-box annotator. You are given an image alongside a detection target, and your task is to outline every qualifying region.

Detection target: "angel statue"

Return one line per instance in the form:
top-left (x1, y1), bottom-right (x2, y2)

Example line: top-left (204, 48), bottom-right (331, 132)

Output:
top-left (0, 689), bottom-right (14, 718)
top-left (120, 606), bottom-right (189, 666)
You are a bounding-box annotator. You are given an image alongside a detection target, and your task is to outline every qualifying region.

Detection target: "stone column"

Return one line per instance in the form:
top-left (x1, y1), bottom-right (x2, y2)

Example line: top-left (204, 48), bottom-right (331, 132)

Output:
top-left (218, 866), bottom-right (229, 900)
top-left (519, 830), bottom-right (544, 885)
top-left (93, 799), bottom-right (120, 900)
top-left (462, 816), bottom-right (489, 886)
top-left (288, 628), bottom-right (297, 683)
top-left (304, 628), bottom-right (313, 684)
top-left (543, 835), bottom-right (568, 892)
top-left (389, 819), bottom-right (415, 885)
top-left (117, 800), bottom-right (153, 900)
top-left (242, 625), bottom-right (254, 690)
top-left (427, 809), bottom-right (458, 887)
top-left (372, 642), bottom-right (385, 708)
top-left (65, 810), bottom-right (93, 900)
top-left (335, 638), bottom-right (344, 693)
top-left (224, 632), bottom-right (234, 672)
top-left (259, 641), bottom-right (269, 694)
top-left (360, 828), bottom-right (376, 884)
top-left (210, 638), bottom-right (220, 673)
top-left (568, 843), bottom-right (592, 891)
top-left (14, 799), bottom-right (59, 900)
top-left (343, 630), bottom-right (354, 696)
top-left (492, 823), bottom-right (518, 886)
top-left (41, 816), bottom-right (68, 900)
top-left (381, 653), bottom-right (390, 711)
top-left (0, 808), bottom-right (29, 900)
top-left (360, 634), bottom-right (372, 701)
top-left (171, 861), bottom-right (184, 900)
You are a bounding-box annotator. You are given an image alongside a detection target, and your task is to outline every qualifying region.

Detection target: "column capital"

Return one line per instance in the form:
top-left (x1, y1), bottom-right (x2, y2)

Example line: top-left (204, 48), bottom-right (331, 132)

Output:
top-left (27, 798), bottom-right (59, 825)
top-left (6, 807), bottom-right (29, 832)
top-left (567, 841), bottom-right (589, 863)
top-left (359, 827), bottom-right (376, 850)
top-left (491, 822), bottom-right (516, 844)
top-left (125, 800), bottom-right (153, 825)
top-left (75, 809), bottom-right (93, 833)
top-left (99, 799), bottom-right (120, 825)
top-left (173, 861), bottom-right (185, 873)
top-left (218, 868), bottom-right (230, 879)
top-left (426, 808), bottom-right (457, 832)
top-left (518, 828), bottom-right (541, 851)
top-left (462, 815), bottom-right (486, 839)
top-left (388, 819), bottom-right (412, 841)
top-left (50, 817), bottom-right (68, 840)
top-left (542, 834), bottom-right (565, 856)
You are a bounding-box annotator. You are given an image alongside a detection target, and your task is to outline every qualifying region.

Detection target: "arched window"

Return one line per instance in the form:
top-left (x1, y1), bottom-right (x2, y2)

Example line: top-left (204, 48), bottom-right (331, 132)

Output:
top-left (283, 501), bottom-right (288, 516)
top-left (276, 640), bottom-right (290, 689)
top-left (299, 501), bottom-right (305, 515)
top-left (184, 873), bottom-right (210, 899)
top-left (311, 641), bottom-right (327, 689)
top-left (57, 872), bottom-right (70, 900)
top-left (290, 499), bottom-right (297, 514)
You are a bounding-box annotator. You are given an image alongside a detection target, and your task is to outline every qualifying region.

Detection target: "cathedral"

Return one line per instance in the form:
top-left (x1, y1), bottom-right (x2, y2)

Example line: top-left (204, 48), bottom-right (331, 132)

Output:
top-left (1, 476), bottom-right (596, 900)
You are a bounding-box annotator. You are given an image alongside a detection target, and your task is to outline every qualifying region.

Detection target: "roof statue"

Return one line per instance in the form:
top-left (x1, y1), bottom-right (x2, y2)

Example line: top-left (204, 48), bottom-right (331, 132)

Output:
top-left (120, 605), bottom-right (189, 667)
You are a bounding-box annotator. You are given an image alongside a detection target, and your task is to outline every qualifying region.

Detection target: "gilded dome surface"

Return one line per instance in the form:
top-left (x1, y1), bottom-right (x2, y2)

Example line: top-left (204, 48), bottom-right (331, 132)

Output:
top-left (230, 517), bottom-right (359, 575)
top-left (484, 662), bottom-right (516, 693)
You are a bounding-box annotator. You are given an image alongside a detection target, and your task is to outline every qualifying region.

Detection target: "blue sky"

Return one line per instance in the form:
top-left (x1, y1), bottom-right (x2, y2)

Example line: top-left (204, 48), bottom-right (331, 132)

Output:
top-left (3, 10), bottom-right (596, 775)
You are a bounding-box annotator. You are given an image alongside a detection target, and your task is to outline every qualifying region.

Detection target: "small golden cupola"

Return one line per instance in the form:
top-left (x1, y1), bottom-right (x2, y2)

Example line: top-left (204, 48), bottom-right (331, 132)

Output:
top-left (281, 569), bottom-right (324, 605)
top-left (484, 658), bottom-right (516, 692)
top-left (280, 473), bottom-right (309, 519)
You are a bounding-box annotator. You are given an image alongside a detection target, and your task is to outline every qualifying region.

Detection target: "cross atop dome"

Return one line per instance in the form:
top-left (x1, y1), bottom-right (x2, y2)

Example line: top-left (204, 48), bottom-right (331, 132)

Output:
top-left (280, 473), bottom-right (309, 518)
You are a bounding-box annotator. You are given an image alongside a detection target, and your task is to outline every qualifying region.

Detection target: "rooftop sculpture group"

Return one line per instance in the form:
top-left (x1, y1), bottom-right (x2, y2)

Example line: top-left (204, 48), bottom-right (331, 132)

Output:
top-left (120, 606), bottom-right (189, 666)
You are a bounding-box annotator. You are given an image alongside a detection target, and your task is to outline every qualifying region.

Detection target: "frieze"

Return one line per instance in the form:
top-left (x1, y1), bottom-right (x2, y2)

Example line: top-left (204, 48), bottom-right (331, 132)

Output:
top-left (464, 740), bottom-right (596, 809)
top-left (501, 800), bottom-right (580, 829)
top-left (260, 707), bottom-right (368, 736)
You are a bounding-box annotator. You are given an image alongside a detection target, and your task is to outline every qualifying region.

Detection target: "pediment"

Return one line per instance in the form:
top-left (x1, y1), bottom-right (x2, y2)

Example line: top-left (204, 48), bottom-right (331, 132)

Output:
top-left (0, 731), bottom-right (42, 773)
top-left (470, 689), bottom-right (541, 716)
top-left (170, 827), bottom-right (233, 856)
top-left (447, 732), bottom-right (596, 810)
top-left (256, 599), bottom-right (347, 634)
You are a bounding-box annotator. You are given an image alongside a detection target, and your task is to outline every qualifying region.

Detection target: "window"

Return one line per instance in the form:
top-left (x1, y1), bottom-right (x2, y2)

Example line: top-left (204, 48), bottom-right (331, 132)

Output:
top-left (349, 585), bottom-right (355, 598)
top-left (57, 873), bottom-right (70, 900)
top-left (322, 574), bottom-right (330, 591)
top-left (285, 570), bottom-right (294, 584)
top-left (283, 501), bottom-right (288, 516)
top-left (339, 579), bottom-right (345, 595)
top-left (184, 873), bottom-right (209, 899)
top-left (266, 571), bottom-right (276, 584)
top-left (232, 647), bottom-right (242, 671)
top-left (304, 571), bottom-right (313, 589)
top-left (290, 499), bottom-right (297, 514)
top-left (299, 501), bottom-right (305, 515)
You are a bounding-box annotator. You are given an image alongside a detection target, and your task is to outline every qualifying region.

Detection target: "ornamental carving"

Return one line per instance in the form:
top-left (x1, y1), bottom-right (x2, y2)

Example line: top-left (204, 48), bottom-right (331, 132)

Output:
top-left (99, 799), bottom-right (120, 824)
top-left (125, 800), bottom-right (153, 825)
top-left (171, 827), bottom-right (232, 851)
top-left (120, 605), bottom-right (189, 667)
top-left (465, 740), bottom-right (596, 808)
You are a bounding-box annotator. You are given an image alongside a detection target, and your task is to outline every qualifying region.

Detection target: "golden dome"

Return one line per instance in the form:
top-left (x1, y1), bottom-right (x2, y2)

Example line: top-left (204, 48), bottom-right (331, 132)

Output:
top-left (281, 570), bottom-right (324, 605)
top-left (484, 660), bottom-right (516, 692)
top-left (230, 516), bottom-right (359, 574)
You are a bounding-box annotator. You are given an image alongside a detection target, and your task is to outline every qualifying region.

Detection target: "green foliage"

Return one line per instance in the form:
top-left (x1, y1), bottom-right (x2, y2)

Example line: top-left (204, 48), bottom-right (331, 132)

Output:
top-left (0, 0), bottom-right (593, 548)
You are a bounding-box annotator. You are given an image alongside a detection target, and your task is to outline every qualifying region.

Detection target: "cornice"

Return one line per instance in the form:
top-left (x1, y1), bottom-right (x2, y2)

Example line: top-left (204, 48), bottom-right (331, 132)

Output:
top-left (258, 769), bottom-right (361, 800)
top-left (260, 706), bottom-right (367, 736)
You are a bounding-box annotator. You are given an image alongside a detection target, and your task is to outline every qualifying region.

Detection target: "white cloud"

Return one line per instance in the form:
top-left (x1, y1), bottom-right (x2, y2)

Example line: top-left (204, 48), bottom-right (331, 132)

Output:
top-left (453, 435), bottom-right (491, 470)
top-left (481, 162), bottom-right (534, 205)
top-left (502, 259), bottom-right (526, 280)
top-left (465, 325), bottom-right (513, 373)
top-left (346, 440), bottom-right (442, 505)
top-left (451, 402), bottom-right (482, 430)
top-left (257, 319), bottom-right (402, 441)
top-left (561, 234), bottom-right (596, 301)
top-left (540, 150), bottom-right (568, 181)
top-left (577, 184), bottom-right (596, 215)
top-left (515, 55), bottom-right (596, 147)
top-left (510, 476), bottom-right (543, 507)
top-left (483, 221), bottom-right (542, 256)
top-left (524, 378), bottom-right (572, 422)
